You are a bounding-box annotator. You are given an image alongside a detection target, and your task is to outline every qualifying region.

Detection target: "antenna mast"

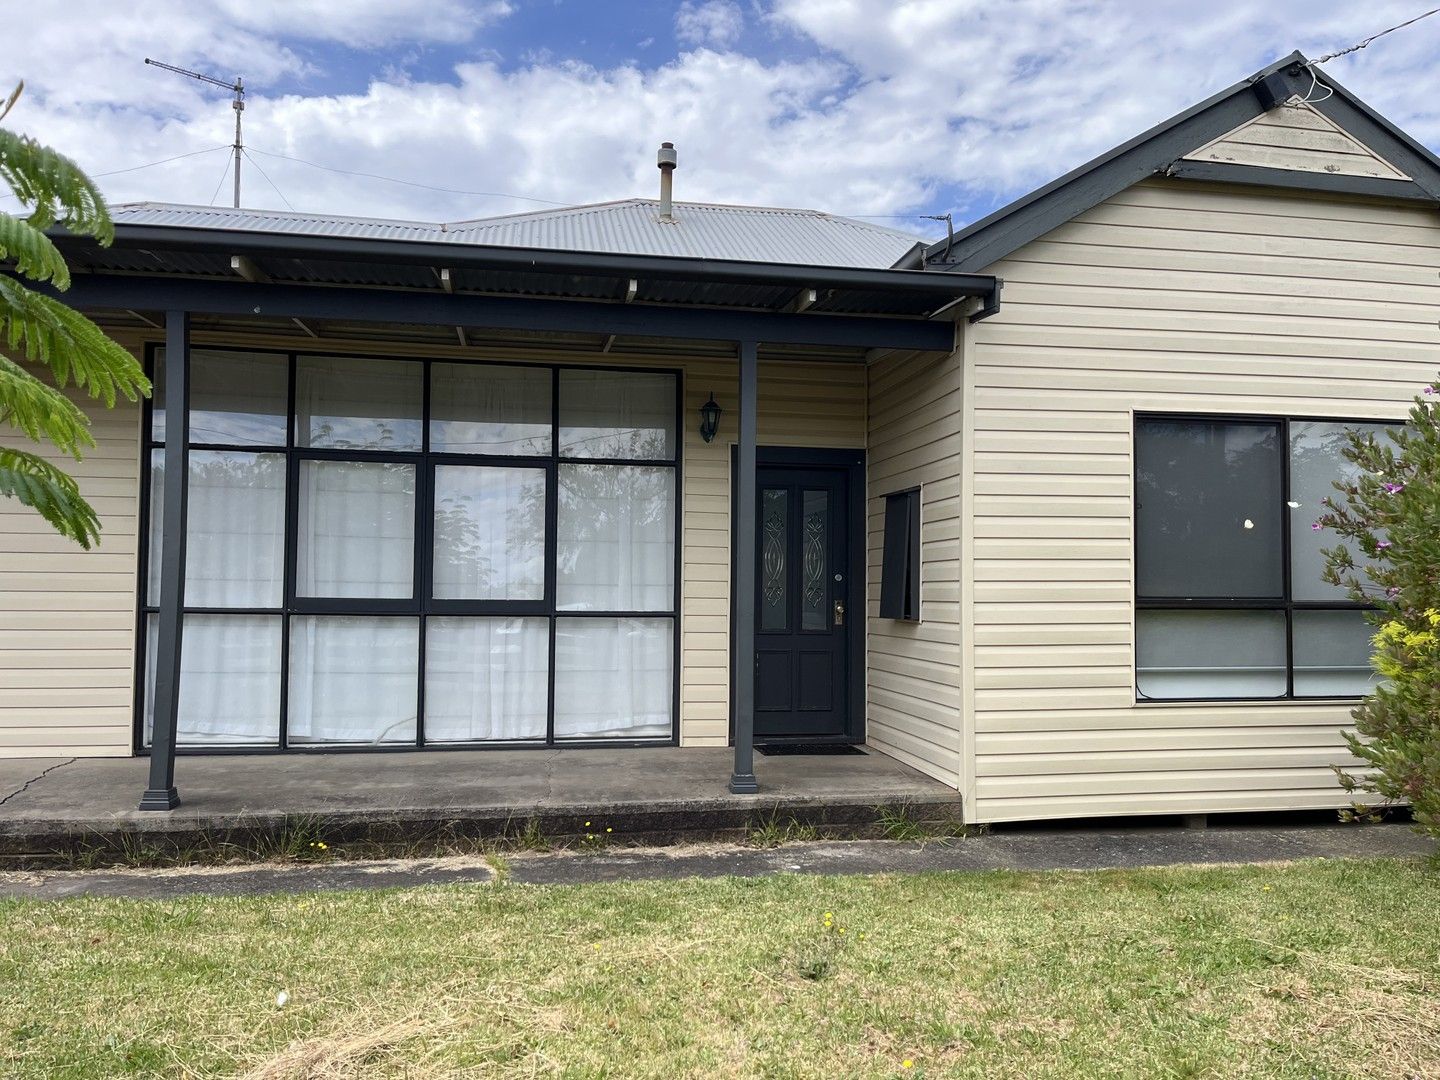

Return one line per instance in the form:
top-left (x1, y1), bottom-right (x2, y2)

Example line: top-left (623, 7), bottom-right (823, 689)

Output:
top-left (144, 57), bottom-right (245, 208)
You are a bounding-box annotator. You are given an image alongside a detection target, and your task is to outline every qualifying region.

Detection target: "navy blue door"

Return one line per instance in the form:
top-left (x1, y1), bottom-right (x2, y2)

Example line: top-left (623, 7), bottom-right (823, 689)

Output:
top-left (753, 465), bottom-right (851, 739)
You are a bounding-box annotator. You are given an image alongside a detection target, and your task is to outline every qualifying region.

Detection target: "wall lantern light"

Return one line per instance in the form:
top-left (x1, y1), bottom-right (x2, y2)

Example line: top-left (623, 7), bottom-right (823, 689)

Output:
top-left (699, 392), bottom-right (722, 443)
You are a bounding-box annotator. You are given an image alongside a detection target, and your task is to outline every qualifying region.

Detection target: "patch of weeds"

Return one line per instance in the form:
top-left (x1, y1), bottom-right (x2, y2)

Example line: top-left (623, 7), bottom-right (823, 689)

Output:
top-left (748, 808), bottom-right (821, 848)
top-left (788, 908), bottom-right (864, 982)
top-left (875, 802), bottom-right (975, 843)
top-left (509, 818), bottom-right (550, 852)
top-left (250, 814), bottom-right (332, 863)
top-left (576, 820), bottom-right (616, 852)
top-left (483, 850), bottom-right (511, 882)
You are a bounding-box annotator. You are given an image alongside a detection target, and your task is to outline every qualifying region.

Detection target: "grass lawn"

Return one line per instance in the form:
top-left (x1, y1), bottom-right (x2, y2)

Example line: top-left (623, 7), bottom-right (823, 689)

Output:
top-left (2, 857), bottom-right (1438, 1078)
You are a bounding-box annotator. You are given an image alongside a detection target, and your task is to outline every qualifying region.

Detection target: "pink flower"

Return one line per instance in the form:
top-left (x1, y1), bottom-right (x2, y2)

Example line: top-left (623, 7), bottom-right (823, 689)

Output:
top-left (1377, 540), bottom-right (1392, 549)
top-left (1383, 482), bottom-right (1405, 495)
top-left (1311, 522), bottom-right (1323, 531)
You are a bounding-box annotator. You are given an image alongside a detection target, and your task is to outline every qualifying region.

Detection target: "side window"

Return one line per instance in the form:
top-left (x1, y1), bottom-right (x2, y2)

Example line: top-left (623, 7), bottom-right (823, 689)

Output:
top-left (879, 488), bottom-right (920, 621)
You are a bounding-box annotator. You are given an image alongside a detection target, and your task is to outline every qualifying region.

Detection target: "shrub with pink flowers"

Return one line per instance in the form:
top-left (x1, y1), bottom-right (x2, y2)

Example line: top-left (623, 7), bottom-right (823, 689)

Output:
top-left (1315, 379), bottom-right (1440, 839)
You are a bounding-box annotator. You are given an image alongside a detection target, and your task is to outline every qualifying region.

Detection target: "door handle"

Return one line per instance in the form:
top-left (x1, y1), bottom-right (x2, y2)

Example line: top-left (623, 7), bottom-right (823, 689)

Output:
top-left (833, 600), bottom-right (845, 626)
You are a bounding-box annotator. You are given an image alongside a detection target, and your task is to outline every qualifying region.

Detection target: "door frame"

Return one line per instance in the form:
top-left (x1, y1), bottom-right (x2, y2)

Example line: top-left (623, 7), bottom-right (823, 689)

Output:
top-left (729, 445), bottom-right (866, 745)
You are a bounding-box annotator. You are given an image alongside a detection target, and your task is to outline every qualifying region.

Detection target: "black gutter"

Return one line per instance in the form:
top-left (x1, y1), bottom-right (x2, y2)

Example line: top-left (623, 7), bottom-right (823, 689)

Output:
top-left (53, 223), bottom-right (997, 301)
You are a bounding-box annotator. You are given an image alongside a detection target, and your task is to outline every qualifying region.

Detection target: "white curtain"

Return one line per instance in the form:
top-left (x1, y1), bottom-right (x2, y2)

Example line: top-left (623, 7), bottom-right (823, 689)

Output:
top-left (425, 618), bottom-right (549, 741)
top-left (295, 355), bottom-right (422, 451)
top-left (148, 450), bottom-right (287, 607)
top-left (432, 466), bottom-right (546, 600)
top-left (553, 618), bottom-right (672, 738)
top-left (144, 614), bottom-right (282, 745)
top-left (557, 465), bottom-right (674, 611)
top-left (431, 363), bottom-right (552, 455)
top-left (1137, 610), bottom-right (1287, 699)
top-left (296, 460), bottom-right (416, 599)
top-left (287, 616), bottom-right (419, 744)
top-left (558, 370), bottom-right (675, 459)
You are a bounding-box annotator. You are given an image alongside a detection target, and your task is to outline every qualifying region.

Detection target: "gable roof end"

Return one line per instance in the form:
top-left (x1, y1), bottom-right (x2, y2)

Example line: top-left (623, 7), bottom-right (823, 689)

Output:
top-left (929, 51), bottom-right (1440, 273)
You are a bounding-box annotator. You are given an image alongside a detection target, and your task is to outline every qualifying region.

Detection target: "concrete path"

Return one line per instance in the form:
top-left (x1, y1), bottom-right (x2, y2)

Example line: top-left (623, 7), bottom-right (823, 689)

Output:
top-left (0, 823), bottom-right (1430, 900)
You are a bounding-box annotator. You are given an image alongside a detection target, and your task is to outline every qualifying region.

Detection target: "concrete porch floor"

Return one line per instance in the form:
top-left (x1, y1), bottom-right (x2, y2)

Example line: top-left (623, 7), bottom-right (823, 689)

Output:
top-left (0, 747), bottom-right (963, 859)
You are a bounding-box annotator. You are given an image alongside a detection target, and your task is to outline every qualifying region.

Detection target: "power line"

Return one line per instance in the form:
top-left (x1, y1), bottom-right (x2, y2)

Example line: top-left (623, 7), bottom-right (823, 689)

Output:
top-left (0, 144), bottom-right (230, 203)
top-left (207, 152), bottom-right (233, 207)
top-left (246, 146), bottom-right (568, 205)
top-left (1312, 6), bottom-right (1440, 64)
top-left (242, 147), bottom-right (294, 211)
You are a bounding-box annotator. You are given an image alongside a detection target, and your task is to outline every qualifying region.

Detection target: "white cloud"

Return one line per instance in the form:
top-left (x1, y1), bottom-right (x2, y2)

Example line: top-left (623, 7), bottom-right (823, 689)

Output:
top-left (4, 1), bottom-right (1438, 233)
top-left (675, 1), bottom-right (745, 48)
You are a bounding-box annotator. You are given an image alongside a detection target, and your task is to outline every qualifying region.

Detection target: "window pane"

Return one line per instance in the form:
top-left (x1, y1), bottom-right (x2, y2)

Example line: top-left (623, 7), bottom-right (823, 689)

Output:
top-left (430, 363), bottom-right (551, 455)
top-left (296, 460), bottom-right (415, 598)
top-left (554, 618), bottom-right (672, 739)
top-left (425, 617), bottom-right (549, 741)
top-left (433, 466), bottom-right (546, 600)
top-left (153, 348), bottom-right (288, 446)
top-left (144, 614), bottom-right (281, 746)
top-left (559, 370), bottom-right (675, 459)
top-left (557, 464), bottom-right (675, 611)
top-left (801, 489), bottom-right (829, 631)
top-left (1290, 421), bottom-right (1395, 601)
top-left (288, 616), bottom-right (418, 744)
top-left (1136, 419), bottom-right (1282, 598)
top-left (760, 488), bottom-right (788, 631)
top-left (295, 356), bottom-right (422, 450)
top-left (1137, 610), bottom-right (1287, 699)
top-left (1294, 609), bottom-right (1377, 697)
top-left (148, 450), bottom-right (286, 607)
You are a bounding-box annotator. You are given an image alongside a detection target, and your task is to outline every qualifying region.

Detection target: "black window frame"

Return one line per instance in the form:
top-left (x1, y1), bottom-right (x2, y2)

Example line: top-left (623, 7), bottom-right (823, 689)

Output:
top-left (135, 344), bottom-right (683, 753)
top-left (1134, 411), bottom-right (1395, 703)
top-left (879, 487), bottom-right (921, 621)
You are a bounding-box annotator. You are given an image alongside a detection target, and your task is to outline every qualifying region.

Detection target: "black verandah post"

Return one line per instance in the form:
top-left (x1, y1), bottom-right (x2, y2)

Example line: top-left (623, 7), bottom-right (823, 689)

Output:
top-left (729, 339), bottom-right (759, 794)
top-left (139, 310), bottom-right (189, 810)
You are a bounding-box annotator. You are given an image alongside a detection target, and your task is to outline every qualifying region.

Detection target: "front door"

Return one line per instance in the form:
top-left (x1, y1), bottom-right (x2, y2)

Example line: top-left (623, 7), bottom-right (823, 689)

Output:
top-left (752, 460), bottom-right (857, 740)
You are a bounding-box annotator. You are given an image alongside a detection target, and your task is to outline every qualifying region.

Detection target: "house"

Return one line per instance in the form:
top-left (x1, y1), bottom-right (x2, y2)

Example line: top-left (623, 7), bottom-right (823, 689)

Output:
top-left (3, 51), bottom-right (1437, 822)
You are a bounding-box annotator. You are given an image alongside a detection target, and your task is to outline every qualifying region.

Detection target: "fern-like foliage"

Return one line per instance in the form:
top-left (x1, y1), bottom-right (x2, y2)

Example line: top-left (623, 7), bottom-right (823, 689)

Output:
top-left (0, 81), bottom-right (149, 548)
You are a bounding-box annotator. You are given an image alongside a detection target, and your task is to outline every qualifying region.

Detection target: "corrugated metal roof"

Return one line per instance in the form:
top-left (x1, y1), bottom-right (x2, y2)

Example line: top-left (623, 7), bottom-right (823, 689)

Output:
top-left (108, 198), bottom-right (927, 269)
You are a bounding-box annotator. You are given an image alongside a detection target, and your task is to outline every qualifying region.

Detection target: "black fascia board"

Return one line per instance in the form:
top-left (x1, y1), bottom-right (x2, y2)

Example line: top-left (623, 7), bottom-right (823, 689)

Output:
top-left (45, 273), bottom-right (960, 352)
top-left (926, 51), bottom-right (1317, 273)
top-left (52, 223), bottom-right (996, 302)
top-left (1165, 161), bottom-right (1437, 204)
top-left (1305, 65), bottom-right (1440, 201)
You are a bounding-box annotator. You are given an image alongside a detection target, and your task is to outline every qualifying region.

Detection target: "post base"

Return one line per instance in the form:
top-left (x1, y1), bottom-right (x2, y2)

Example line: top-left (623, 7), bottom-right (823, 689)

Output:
top-left (728, 773), bottom-right (759, 795)
top-left (138, 787), bottom-right (180, 812)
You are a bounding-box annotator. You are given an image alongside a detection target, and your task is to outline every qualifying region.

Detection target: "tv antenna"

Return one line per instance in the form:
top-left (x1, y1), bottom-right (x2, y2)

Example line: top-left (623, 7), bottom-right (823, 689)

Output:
top-left (144, 57), bottom-right (244, 207)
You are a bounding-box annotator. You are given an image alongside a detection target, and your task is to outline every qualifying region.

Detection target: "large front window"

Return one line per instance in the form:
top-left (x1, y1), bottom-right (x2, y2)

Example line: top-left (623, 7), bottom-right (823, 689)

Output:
top-left (1135, 414), bottom-right (1394, 701)
top-left (141, 348), bottom-right (679, 748)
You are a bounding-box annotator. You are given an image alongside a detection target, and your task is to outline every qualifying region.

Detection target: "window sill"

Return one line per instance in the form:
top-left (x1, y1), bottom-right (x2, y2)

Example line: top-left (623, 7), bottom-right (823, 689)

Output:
top-left (1133, 697), bottom-right (1365, 708)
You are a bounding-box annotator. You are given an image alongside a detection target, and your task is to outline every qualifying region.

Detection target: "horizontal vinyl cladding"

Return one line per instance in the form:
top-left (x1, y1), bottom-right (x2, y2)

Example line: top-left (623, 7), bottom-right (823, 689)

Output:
top-left (0, 378), bottom-right (142, 757)
top-left (864, 349), bottom-right (963, 786)
top-left (0, 329), bottom-right (866, 756)
top-left (966, 175), bottom-right (1440, 822)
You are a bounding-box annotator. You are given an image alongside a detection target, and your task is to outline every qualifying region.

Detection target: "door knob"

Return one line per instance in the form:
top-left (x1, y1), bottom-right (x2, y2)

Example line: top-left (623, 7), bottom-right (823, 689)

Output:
top-left (833, 600), bottom-right (845, 626)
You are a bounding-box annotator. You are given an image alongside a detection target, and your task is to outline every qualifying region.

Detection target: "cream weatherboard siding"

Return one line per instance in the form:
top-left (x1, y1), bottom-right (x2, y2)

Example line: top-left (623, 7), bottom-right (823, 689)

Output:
top-left (965, 175), bottom-right (1440, 822)
top-left (864, 348), bottom-right (965, 785)
top-left (0, 329), bottom-right (866, 756)
top-left (0, 380), bottom-right (143, 758)
top-left (1183, 101), bottom-right (1409, 179)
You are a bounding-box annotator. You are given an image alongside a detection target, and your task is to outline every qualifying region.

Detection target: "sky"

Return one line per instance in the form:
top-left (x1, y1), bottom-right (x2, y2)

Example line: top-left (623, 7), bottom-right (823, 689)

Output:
top-left (6, 1), bottom-right (1440, 242)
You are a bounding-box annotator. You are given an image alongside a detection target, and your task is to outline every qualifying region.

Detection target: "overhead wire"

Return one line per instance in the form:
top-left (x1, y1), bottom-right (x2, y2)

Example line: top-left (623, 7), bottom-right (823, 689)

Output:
top-left (1310, 6), bottom-right (1440, 64)
top-left (246, 146), bottom-right (568, 205)
top-left (241, 147), bottom-right (295, 211)
top-left (206, 152), bottom-right (233, 206)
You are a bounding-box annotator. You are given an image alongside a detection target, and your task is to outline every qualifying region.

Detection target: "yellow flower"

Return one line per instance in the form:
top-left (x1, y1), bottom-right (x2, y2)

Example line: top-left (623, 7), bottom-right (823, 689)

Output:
top-left (584, 821), bottom-right (591, 827)
top-left (1262, 885), bottom-right (1272, 892)
top-left (593, 943), bottom-right (601, 950)
top-left (901, 1060), bottom-right (914, 1070)
top-left (824, 911), bottom-right (833, 919)
top-left (838, 928), bottom-right (846, 935)
top-left (606, 827), bottom-right (613, 834)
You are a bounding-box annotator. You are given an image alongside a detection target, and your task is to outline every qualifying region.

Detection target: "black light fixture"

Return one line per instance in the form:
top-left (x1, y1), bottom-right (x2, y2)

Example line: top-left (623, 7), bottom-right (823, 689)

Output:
top-left (699, 392), bottom-right (722, 443)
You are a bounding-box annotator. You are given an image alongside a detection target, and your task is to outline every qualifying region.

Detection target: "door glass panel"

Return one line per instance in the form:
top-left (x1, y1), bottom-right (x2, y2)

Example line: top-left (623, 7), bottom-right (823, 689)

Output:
top-left (760, 488), bottom-right (788, 631)
top-left (801, 489), bottom-right (828, 631)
